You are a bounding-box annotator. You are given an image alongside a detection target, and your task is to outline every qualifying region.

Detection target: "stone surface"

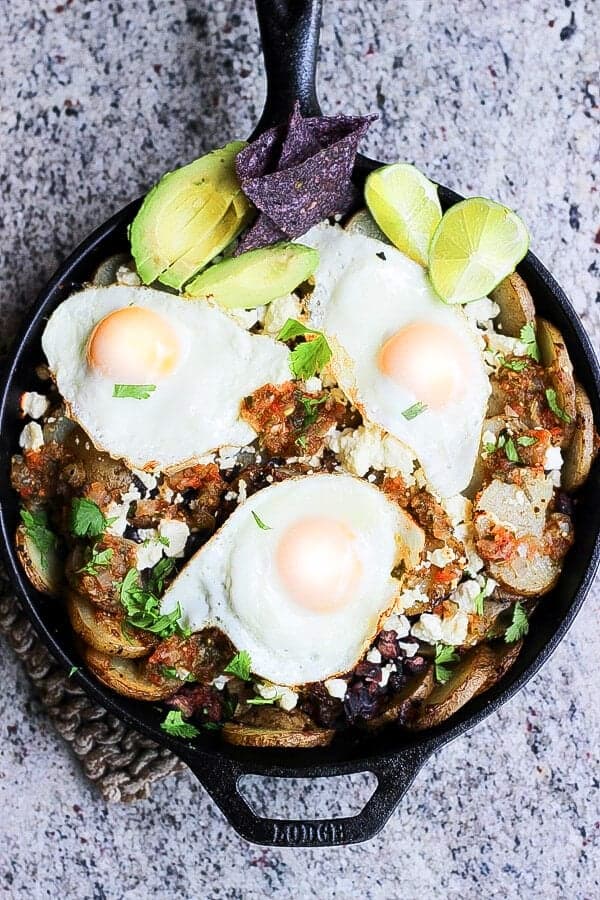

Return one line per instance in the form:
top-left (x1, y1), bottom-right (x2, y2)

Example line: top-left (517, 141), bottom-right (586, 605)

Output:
top-left (0, 1), bottom-right (598, 897)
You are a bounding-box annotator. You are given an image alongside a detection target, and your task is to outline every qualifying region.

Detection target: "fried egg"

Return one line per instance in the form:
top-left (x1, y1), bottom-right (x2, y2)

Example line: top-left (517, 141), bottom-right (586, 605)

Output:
top-left (41, 285), bottom-right (290, 470)
top-left (160, 473), bottom-right (425, 685)
top-left (300, 223), bottom-right (491, 496)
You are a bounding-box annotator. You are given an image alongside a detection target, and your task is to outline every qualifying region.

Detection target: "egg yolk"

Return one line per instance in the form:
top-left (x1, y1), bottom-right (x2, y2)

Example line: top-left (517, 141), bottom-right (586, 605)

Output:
top-left (378, 321), bottom-right (469, 409)
top-left (87, 306), bottom-right (180, 382)
top-left (276, 516), bottom-right (363, 613)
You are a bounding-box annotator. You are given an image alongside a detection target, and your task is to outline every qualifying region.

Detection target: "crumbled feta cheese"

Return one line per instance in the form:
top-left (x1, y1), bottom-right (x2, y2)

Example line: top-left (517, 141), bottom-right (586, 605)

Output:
top-left (442, 494), bottom-right (471, 527)
top-left (19, 422), bottom-right (44, 451)
top-left (464, 296), bottom-right (501, 325)
top-left (255, 682), bottom-right (279, 700)
top-left (161, 485), bottom-right (175, 502)
top-left (397, 640), bottom-right (418, 658)
top-left (366, 648), bottom-right (382, 664)
top-left (327, 423), bottom-right (414, 480)
top-left (543, 446), bottom-right (563, 472)
top-left (482, 430), bottom-right (497, 448)
top-left (428, 546), bottom-right (456, 568)
top-left (304, 376), bottom-right (322, 393)
top-left (105, 500), bottom-right (129, 537)
top-left (379, 663), bottom-right (395, 688)
top-left (212, 674), bottom-right (231, 691)
top-left (262, 293), bottom-right (302, 335)
top-left (20, 391), bottom-right (49, 420)
top-left (237, 478), bottom-right (248, 504)
top-left (218, 446), bottom-right (241, 470)
top-left (116, 265), bottom-right (141, 286)
top-left (224, 490), bottom-right (238, 502)
top-left (132, 469), bottom-right (158, 493)
top-left (158, 519), bottom-right (189, 557)
top-left (382, 613), bottom-right (410, 637)
top-left (450, 578), bottom-right (482, 613)
top-left (121, 484), bottom-right (142, 505)
top-left (485, 331), bottom-right (528, 358)
top-left (277, 687), bottom-right (299, 711)
top-left (136, 531), bottom-right (165, 570)
top-left (395, 586), bottom-right (430, 613)
top-left (411, 610), bottom-right (469, 646)
top-left (324, 678), bottom-right (347, 700)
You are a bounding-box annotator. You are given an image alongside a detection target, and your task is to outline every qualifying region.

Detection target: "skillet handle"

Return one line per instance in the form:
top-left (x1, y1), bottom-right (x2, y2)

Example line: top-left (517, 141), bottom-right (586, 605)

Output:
top-left (184, 747), bottom-right (428, 847)
top-left (251, 0), bottom-right (323, 138)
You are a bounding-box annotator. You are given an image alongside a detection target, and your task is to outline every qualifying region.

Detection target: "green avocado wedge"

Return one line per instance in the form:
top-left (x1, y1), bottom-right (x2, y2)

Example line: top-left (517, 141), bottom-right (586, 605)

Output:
top-left (184, 243), bottom-right (319, 309)
top-left (129, 141), bottom-right (254, 290)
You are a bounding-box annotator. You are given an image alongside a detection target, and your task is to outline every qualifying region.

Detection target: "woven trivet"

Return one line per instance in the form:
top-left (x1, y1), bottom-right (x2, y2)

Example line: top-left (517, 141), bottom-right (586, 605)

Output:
top-left (0, 561), bottom-right (186, 801)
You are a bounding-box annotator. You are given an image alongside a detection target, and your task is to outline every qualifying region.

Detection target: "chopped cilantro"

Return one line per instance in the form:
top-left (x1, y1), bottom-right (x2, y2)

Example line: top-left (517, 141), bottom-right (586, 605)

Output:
top-left (68, 666), bottom-right (80, 678)
top-left (505, 602), bottom-right (529, 643)
top-left (252, 511), bottom-right (272, 531)
top-left (504, 437), bottom-right (520, 463)
top-left (545, 388), bottom-right (572, 423)
top-left (113, 384), bottom-right (156, 400)
top-left (247, 695), bottom-right (280, 706)
top-left (161, 666), bottom-right (196, 682)
top-left (119, 567), bottom-right (185, 638)
top-left (402, 401), bottom-right (427, 421)
top-left (76, 543), bottom-right (114, 576)
top-left (70, 498), bottom-right (111, 538)
top-left (517, 435), bottom-right (537, 447)
top-left (295, 434), bottom-right (308, 451)
top-left (201, 721), bottom-right (222, 731)
top-left (519, 323), bottom-right (540, 362)
top-left (160, 710), bottom-right (200, 739)
top-left (483, 440), bottom-right (497, 455)
top-left (224, 650), bottom-right (252, 681)
top-left (19, 507), bottom-right (57, 565)
top-left (499, 355), bottom-right (528, 372)
top-left (147, 556), bottom-right (176, 594)
top-left (472, 580), bottom-right (487, 616)
top-left (277, 318), bottom-right (332, 379)
top-left (297, 393), bottom-right (327, 428)
top-left (434, 643), bottom-right (459, 684)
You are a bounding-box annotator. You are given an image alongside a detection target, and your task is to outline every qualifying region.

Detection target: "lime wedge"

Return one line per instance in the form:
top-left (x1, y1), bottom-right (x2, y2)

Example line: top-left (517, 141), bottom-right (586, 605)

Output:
top-left (428, 197), bottom-right (530, 304)
top-left (365, 163), bottom-right (442, 266)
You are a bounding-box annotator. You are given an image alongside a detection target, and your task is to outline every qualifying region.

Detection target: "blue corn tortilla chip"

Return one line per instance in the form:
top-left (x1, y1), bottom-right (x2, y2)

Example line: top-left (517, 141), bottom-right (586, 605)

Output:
top-left (236, 103), bottom-right (376, 252)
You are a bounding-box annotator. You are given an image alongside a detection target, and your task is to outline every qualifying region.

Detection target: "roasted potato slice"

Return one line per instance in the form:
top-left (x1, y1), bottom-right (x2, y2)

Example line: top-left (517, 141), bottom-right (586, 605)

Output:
top-left (562, 382), bottom-right (597, 491)
top-left (67, 592), bottom-right (154, 659)
top-left (536, 317), bottom-right (576, 443)
top-left (15, 524), bottom-right (61, 596)
top-left (408, 640), bottom-right (522, 730)
top-left (82, 645), bottom-right (177, 701)
top-left (490, 272), bottom-right (535, 338)
top-left (222, 707), bottom-right (334, 749)
top-left (343, 207), bottom-right (389, 243)
top-left (488, 551), bottom-right (560, 598)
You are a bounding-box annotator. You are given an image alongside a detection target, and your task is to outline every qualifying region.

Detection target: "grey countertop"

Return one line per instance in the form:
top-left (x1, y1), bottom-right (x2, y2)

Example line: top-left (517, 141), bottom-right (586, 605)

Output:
top-left (1, 1), bottom-right (599, 897)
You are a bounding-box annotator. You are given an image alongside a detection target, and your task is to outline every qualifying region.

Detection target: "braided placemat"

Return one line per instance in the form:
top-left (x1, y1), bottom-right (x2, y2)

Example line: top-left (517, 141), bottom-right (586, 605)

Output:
top-left (0, 562), bottom-right (186, 801)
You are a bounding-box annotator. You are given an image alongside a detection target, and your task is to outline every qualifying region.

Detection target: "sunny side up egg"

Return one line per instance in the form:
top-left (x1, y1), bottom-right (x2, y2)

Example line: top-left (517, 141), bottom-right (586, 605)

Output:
top-left (41, 284), bottom-right (291, 470)
top-left (160, 473), bottom-right (425, 686)
top-left (301, 224), bottom-right (491, 497)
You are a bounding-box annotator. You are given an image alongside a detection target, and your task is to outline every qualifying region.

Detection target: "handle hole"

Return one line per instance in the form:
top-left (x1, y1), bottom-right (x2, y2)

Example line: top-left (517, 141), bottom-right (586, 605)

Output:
top-left (237, 773), bottom-right (377, 820)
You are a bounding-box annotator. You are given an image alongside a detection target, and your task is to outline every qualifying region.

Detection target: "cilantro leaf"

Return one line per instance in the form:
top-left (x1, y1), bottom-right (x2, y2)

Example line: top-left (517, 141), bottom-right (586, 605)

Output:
top-left (247, 695), bottom-right (280, 706)
top-left (517, 435), bottom-right (537, 447)
top-left (147, 556), bottom-right (176, 595)
top-left (499, 355), bottom-right (528, 372)
top-left (68, 666), bottom-right (80, 678)
top-left (113, 384), bottom-right (156, 400)
top-left (473, 580), bottom-right (487, 616)
top-left (224, 650), bottom-right (252, 681)
top-left (483, 441), bottom-right (497, 455)
top-left (160, 710), bottom-right (200, 739)
top-left (545, 388), bottom-right (572, 423)
top-left (277, 319), bottom-right (332, 379)
top-left (434, 643), bottom-right (459, 684)
top-left (19, 507), bottom-right (57, 565)
top-left (505, 602), bottom-right (529, 643)
top-left (119, 567), bottom-right (184, 638)
top-left (77, 544), bottom-right (114, 576)
top-left (297, 392), bottom-right (327, 428)
top-left (504, 437), bottom-right (520, 463)
top-left (70, 498), bottom-right (110, 538)
top-left (402, 401), bottom-right (428, 421)
top-left (520, 323), bottom-right (540, 362)
top-left (162, 666), bottom-right (196, 682)
top-left (252, 511), bottom-right (272, 531)
top-left (295, 434), bottom-right (308, 451)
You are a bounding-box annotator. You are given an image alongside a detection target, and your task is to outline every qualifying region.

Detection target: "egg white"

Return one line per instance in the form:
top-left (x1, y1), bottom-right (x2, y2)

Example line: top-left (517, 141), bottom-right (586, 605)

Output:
top-left (300, 224), bottom-right (491, 496)
top-left (41, 285), bottom-right (291, 471)
top-left (160, 473), bottom-right (425, 686)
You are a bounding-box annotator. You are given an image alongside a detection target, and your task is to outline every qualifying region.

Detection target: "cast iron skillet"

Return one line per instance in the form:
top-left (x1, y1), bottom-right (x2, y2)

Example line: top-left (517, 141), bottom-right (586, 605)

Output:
top-left (0, 0), bottom-right (599, 848)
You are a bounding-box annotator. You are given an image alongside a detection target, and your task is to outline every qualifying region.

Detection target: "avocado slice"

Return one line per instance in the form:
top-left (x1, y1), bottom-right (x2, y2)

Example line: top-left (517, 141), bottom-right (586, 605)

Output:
top-left (130, 141), bottom-right (254, 290)
top-left (184, 242), bottom-right (319, 309)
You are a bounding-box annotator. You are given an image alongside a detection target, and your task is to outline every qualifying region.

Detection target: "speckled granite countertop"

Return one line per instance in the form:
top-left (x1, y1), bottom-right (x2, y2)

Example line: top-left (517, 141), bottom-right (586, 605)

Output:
top-left (1, 1), bottom-right (599, 897)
